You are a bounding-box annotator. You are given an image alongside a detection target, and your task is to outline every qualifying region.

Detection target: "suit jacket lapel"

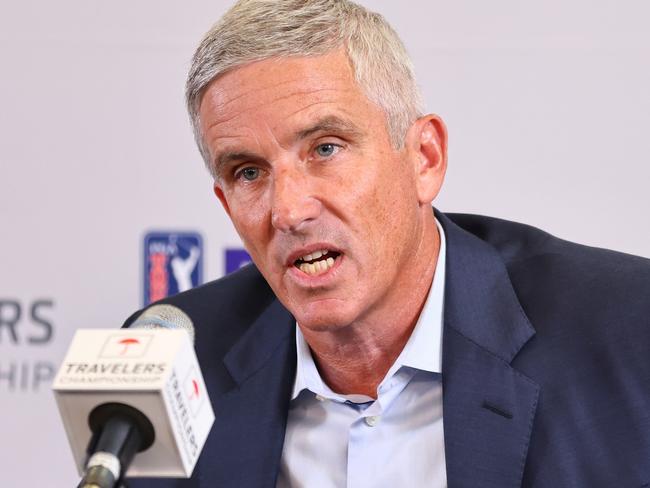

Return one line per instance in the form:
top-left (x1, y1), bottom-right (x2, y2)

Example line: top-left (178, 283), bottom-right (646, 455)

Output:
top-left (198, 299), bottom-right (295, 488)
top-left (438, 212), bottom-right (540, 488)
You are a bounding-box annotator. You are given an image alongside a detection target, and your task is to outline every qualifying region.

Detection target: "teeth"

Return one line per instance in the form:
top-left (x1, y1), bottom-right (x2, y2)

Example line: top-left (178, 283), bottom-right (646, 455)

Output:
top-left (300, 249), bottom-right (327, 262)
top-left (298, 254), bottom-right (337, 276)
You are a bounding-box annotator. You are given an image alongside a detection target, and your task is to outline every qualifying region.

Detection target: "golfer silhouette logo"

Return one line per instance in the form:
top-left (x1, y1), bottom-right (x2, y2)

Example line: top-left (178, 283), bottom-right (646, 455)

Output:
top-left (171, 246), bottom-right (201, 293)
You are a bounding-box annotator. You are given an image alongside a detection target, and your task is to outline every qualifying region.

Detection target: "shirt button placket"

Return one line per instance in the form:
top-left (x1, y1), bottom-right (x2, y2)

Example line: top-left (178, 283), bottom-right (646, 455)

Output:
top-left (364, 415), bottom-right (380, 427)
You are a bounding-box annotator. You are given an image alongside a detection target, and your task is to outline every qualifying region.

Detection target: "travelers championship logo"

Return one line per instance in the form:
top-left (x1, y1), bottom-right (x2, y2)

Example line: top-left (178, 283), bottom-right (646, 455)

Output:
top-left (225, 248), bottom-right (251, 274)
top-left (183, 365), bottom-right (206, 417)
top-left (144, 232), bottom-right (203, 306)
top-left (100, 334), bottom-right (153, 358)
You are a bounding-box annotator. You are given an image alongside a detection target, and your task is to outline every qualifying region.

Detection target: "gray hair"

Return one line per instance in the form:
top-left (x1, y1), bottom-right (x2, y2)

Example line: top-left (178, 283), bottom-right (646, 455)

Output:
top-left (186, 0), bottom-right (424, 177)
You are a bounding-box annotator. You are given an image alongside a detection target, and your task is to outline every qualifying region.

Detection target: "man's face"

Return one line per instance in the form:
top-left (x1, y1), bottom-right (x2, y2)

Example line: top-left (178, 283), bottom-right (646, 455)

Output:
top-left (199, 49), bottom-right (443, 332)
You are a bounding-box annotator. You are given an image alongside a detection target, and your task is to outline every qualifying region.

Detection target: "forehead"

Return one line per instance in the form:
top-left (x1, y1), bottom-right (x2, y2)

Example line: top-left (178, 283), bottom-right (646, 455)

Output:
top-left (198, 49), bottom-right (385, 156)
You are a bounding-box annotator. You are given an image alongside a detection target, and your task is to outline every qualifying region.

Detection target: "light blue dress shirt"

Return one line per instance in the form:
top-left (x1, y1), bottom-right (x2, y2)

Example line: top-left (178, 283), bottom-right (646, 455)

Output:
top-left (277, 220), bottom-right (447, 488)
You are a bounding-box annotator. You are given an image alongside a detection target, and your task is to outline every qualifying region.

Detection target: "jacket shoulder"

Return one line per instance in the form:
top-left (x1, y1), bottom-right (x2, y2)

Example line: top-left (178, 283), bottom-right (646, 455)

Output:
top-left (447, 212), bottom-right (650, 339)
top-left (447, 212), bottom-right (650, 292)
top-left (449, 212), bottom-right (650, 369)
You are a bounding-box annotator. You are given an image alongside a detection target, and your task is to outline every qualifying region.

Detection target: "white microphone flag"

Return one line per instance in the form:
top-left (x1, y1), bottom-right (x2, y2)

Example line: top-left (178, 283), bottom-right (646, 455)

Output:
top-left (53, 329), bottom-right (214, 478)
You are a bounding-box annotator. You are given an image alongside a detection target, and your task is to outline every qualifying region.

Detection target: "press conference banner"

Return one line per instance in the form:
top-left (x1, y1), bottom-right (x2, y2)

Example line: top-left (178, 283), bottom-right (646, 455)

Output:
top-left (2, 1), bottom-right (649, 485)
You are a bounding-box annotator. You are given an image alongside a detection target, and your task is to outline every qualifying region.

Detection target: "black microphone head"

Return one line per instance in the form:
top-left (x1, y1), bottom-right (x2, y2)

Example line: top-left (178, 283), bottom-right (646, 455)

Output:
top-left (129, 304), bottom-right (195, 345)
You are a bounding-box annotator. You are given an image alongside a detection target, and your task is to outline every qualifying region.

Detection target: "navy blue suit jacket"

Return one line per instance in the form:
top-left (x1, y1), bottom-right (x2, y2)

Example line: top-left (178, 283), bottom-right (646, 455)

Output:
top-left (125, 212), bottom-right (650, 487)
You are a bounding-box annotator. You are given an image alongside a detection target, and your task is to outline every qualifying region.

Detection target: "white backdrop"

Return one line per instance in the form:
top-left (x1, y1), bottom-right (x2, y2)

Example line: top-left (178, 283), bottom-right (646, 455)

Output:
top-left (1, 1), bottom-right (648, 485)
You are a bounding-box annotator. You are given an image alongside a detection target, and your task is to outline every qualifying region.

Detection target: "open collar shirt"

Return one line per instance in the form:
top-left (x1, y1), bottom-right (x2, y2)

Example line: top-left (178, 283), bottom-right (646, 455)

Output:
top-left (277, 219), bottom-right (447, 488)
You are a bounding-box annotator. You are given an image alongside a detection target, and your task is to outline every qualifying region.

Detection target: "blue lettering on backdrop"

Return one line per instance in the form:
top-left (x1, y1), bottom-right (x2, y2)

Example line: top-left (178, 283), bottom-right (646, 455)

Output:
top-left (225, 249), bottom-right (252, 275)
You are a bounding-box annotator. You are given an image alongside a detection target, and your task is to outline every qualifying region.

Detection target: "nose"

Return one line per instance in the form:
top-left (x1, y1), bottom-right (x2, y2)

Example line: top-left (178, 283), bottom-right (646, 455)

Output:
top-left (271, 166), bottom-right (322, 233)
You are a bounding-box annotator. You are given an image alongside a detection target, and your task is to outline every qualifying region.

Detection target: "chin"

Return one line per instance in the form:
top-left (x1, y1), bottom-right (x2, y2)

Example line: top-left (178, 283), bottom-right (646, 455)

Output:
top-left (292, 302), bottom-right (357, 333)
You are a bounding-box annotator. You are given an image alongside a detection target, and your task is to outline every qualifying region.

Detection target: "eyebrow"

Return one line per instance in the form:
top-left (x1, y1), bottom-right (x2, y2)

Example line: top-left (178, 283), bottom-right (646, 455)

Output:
top-left (294, 115), bottom-right (363, 141)
top-left (215, 150), bottom-right (261, 176)
top-left (213, 115), bottom-right (363, 177)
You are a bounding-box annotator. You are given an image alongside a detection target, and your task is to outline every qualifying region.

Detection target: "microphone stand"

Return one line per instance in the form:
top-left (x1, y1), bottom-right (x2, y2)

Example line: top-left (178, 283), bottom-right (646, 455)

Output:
top-left (77, 403), bottom-right (154, 488)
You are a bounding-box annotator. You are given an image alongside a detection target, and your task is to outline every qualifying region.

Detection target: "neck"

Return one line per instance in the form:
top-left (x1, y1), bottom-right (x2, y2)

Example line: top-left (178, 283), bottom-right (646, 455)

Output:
top-left (300, 214), bottom-right (441, 398)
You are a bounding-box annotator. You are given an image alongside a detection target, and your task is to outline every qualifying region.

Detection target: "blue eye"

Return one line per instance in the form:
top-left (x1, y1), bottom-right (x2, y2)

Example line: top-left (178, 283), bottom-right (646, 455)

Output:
top-left (238, 167), bottom-right (259, 181)
top-left (315, 143), bottom-right (339, 158)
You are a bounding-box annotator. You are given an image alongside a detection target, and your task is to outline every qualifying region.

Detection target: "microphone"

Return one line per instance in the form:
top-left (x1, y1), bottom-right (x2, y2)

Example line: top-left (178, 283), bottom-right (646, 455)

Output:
top-left (53, 304), bottom-right (215, 488)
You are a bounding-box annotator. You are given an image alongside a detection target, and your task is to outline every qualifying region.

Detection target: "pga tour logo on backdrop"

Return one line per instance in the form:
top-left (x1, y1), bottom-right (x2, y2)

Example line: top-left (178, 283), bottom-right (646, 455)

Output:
top-left (144, 232), bottom-right (203, 306)
top-left (100, 334), bottom-right (153, 358)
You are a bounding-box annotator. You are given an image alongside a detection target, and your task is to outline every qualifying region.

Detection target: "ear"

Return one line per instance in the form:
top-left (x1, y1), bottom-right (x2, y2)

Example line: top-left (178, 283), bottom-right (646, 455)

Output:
top-left (213, 181), bottom-right (232, 217)
top-left (407, 114), bottom-right (448, 205)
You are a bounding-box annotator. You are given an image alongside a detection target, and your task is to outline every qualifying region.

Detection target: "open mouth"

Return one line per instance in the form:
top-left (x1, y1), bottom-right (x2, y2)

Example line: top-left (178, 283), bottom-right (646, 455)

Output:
top-left (294, 249), bottom-right (341, 276)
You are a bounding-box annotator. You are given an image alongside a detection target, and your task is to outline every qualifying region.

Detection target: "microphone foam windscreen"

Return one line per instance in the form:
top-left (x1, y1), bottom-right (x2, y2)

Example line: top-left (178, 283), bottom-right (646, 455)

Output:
top-left (130, 304), bottom-right (195, 345)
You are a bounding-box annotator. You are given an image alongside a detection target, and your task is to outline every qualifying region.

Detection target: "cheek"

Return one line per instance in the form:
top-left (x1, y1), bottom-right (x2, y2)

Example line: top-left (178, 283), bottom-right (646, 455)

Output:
top-left (341, 178), bottom-right (396, 264)
top-left (232, 199), bottom-right (267, 226)
top-left (225, 193), bottom-right (271, 250)
top-left (366, 163), bottom-right (419, 259)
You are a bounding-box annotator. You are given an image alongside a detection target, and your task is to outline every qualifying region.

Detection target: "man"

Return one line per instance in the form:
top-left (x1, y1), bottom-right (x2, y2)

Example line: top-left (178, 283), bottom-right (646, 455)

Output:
top-left (126, 0), bottom-right (650, 486)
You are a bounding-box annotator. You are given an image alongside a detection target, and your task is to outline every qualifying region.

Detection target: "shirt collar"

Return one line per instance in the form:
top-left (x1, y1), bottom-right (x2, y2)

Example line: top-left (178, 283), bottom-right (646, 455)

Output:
top-left (291, 218), bottom-right (446, 400)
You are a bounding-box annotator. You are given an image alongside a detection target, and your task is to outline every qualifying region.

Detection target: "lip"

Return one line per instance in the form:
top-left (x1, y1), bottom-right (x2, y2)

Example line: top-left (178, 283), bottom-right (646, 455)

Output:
top-left (285, 242), bottom-right (343, 267)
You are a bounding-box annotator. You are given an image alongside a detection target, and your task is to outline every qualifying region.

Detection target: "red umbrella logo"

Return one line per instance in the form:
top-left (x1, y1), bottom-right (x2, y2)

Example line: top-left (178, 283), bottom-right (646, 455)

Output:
top-left (189, 379), bottom-right (200, 399)
top-left (118, 338), bottom-right (140, 355)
